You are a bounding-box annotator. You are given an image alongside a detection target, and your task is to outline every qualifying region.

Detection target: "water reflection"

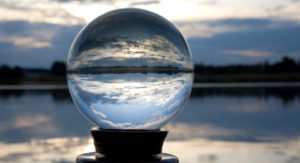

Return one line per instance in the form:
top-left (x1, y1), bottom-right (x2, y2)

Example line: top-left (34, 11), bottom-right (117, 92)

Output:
top-left (0, 127), bottom-right (300, 163)
top-left (164, 137), bottom-right (300, 163)
top-left (0, 90), bottom-right (24, 99)
top-left (0, 85), bottom-right (299, 162)
top-left (192, 86), bottom-right (300, 105)
top-left (0, 137), bottom-right (91, 163)
top-left (0, 91), bottom-right (90, 143)
top-left (177, 95), bottom-right (300, 142)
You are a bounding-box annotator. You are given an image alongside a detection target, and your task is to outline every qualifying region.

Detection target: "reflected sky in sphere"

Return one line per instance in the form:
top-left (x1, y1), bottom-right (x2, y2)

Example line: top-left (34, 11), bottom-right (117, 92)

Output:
top-left (67, 73), bottom-right (193, 129)
top-left (67, 8), bottom-right (194, 129)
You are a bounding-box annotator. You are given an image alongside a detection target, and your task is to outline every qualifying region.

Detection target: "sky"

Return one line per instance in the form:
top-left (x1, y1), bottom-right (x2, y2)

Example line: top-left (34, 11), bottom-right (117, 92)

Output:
top-left (0, 0), bottom-right (300, 68)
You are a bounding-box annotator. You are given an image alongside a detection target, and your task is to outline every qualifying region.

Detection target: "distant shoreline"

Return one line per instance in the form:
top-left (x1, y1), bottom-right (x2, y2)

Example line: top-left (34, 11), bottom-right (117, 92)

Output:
top-left (1, 72), bottom-right (300, 85)
top-left (1, 82), bottom-right (300, 90)
top-left (194, 72), bottom-right (300, 83)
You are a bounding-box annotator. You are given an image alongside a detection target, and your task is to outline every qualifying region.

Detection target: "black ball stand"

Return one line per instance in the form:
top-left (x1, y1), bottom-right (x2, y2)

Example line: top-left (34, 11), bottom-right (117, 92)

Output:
top-left (76, 127), bottom-right (178, 163)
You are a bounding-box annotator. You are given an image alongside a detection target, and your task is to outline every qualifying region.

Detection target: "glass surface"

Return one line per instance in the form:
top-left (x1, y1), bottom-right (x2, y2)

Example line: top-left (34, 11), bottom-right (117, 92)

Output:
top-left (67, 8), bottom-right (194, 129)
top-left (0, 84), bottom-right (300, 162)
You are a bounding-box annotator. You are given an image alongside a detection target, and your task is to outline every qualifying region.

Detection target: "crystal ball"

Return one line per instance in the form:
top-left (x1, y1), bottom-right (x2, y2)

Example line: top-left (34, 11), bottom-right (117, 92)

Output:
top-left (67, 8), bottom-right (194, 129)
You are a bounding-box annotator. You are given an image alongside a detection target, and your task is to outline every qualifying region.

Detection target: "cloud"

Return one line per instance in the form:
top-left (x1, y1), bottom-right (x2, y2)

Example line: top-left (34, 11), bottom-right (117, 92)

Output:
top-left (0, 0), bottom-right (300, 26)
top-left (176, 21), bottom-right (238, 38)
top-left (0, 21), bottom-right (82, 68)
top-left (222, 49), bottom-right (272, 57)
top-left (0, 0), bottom-right (85, 25)
top-left (198, 0), bottom-right (218, 6)
top-left (129, 0), bottom-right (159, 7)
top-left (175, 18), bottom-right (298, 39)
top-left (1, 17), bottom-right (300, 68)
top-left (53, 0), bottom-right (111, 2)
top-left (187, 18), bottom-right (300, 65)
top-left (0, 36), bottom-right (52, 48)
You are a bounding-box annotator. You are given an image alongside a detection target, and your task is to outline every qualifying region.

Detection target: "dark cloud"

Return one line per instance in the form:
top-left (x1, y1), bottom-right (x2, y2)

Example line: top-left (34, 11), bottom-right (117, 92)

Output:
top-left (187, 18), bottom-right (300, 65)
top-left (0, 21), bottom-right (83, 68)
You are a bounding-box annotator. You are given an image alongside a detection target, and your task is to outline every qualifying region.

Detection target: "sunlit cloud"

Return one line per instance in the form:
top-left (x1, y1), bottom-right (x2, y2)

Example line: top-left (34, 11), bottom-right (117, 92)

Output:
top-left (0, 0), bottom-right (85, 25)
top-left (222, 49), bottom-right (272, 57)
top-left (63, 0), bottom-right (300, 23)
top-left (198, 0), bottom-right (218, 6)
top-left (0, 0), bottom-right (300, 26)
top-left (0, 36), bottom-right (52, 48)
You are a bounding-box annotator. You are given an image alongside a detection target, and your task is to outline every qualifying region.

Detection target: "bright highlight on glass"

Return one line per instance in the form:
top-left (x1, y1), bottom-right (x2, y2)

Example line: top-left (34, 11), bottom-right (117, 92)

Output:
top-left (67, 8), bottom-right (194, 129)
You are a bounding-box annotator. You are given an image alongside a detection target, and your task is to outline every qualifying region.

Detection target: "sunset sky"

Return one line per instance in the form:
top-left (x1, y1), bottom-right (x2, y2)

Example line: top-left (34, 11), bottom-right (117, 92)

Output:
top-left (1, 0), bottom-right (300, 68)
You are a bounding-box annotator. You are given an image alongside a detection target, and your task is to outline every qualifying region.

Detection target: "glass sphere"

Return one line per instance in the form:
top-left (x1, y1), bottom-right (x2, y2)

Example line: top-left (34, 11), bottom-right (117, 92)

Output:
top-left (67, 8), bottom-right (193, 129)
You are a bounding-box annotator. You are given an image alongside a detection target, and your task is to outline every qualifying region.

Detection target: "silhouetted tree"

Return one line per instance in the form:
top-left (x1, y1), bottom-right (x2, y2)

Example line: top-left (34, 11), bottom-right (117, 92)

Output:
top-left (0, 65), bottom-right (10, 78)
top-left (12, 66), bottom-right (23, 78)
top-left (51, 61), bottom-right (66, 75)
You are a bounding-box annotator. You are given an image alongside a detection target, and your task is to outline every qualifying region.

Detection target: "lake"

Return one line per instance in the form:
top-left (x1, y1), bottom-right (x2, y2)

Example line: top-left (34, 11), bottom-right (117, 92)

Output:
top-left (0, 83), bottom-right (300, 163)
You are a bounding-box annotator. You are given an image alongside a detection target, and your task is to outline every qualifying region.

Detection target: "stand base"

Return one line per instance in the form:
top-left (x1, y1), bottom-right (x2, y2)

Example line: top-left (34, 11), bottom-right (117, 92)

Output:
top-left (76, 152), bottom-right (178, 163)
top-left (76, 128), bottom-right (178, 163)
top-left (90, 128), bottom-right (168, 156)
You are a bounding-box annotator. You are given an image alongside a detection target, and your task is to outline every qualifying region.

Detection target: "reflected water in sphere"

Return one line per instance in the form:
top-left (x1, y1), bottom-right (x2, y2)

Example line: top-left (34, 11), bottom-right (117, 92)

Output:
top-left (67, 8), bottom-right (194, 129)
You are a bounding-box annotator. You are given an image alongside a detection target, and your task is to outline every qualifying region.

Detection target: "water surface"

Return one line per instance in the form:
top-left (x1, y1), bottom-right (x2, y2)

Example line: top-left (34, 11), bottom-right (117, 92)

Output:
top-left (0, 84), bottom-right (299, 163)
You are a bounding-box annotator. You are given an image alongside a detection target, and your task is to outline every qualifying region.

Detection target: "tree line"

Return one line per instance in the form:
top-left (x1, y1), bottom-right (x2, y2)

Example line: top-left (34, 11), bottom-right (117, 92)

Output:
top-left (195, 56), bottom-right (300, 74)
top-left (0, 61), bottom-right (66, 79)
top-left (0, 56), bottom-right (299, 80)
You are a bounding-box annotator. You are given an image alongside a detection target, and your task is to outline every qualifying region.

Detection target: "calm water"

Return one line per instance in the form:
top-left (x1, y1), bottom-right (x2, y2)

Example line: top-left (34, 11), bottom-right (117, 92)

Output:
top-left (0, 84), bottom-right (300, 163)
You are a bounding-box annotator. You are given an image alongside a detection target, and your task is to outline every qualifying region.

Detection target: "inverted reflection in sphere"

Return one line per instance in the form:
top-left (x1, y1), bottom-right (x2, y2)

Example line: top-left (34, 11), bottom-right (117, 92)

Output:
top-left (67, 8), bottom-right (194, 129)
